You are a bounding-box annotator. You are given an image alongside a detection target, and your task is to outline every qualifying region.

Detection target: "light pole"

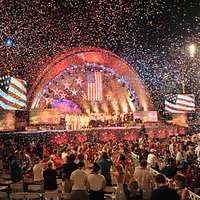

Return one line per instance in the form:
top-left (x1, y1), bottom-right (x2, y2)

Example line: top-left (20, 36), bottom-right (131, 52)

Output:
top-left (188, 43), bottom-right (197, 58)
top-left (182, 44), bottom-right (197, 93)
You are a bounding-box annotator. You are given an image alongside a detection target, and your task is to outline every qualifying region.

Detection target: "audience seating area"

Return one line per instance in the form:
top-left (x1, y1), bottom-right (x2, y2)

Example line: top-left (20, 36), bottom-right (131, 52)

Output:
top-left (0, 172), bottom-right (117, 200)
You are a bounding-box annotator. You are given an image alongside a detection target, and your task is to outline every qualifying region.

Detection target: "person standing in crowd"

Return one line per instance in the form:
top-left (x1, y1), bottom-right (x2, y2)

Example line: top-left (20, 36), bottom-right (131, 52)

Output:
top-left (35, 142), bottom-right (43, 160)
top-left (139, 124), bottom-right (147, 139)
top-left (174, 175), bottom-right (188, 200)
top-left (98, 151), bottom-right (113, 186)
top-left (10, 151), bottom-right (22, 183)
top-left (195, 141), bottom-right (200, 162)
top-left (169, 139), bottom-right (176, 157)
top-left (123, 179), bottom-right (143, 200)
top-left (133, 159), bottom-right (154, 200)
top-left (43, 161), bottom-right (57, 191)
top-left (186, 144), bottom-right (197, 165)
top-left (70, 161), bottom-right (89, 200)
top-left (161, 158), bottom-right (177, 179)
top-left (113, 164), bottom-right (126, 200)
top-left (62, 154), bottom-right (78, 192)
top-left (147, 149), bottom-right (159, 170)
top-left (175, 144), bottom-right (186, 166)
top-left (151, 174), bottom-right (180, 200)
top-left (61, 146), bottom-right (69, 163)
top-left (50, 149), bottom-right (63, 169)
top-left (88, 163), bottom-right (106, 200)
top-left (33, 157), bottom-right (44, 184)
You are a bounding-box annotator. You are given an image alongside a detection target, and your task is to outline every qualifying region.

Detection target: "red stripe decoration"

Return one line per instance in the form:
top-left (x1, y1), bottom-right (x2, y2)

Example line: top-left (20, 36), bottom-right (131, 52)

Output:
top-left (87, 71), bottom-right (102, 101)
top-left (0, 96), bottom-right (25, 110)
top-left (9, 82), bottom-right (27, 96)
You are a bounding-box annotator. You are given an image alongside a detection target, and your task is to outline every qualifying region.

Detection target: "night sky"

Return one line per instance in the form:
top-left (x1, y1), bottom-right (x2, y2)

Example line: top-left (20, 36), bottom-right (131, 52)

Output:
top-left (0, 0), bottom-right (199, 112)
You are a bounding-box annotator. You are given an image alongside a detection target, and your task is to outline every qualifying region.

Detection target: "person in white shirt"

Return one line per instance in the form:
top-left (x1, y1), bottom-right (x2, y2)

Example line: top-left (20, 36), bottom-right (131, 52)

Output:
top-left (33, 157), bottom-right (44, 184)
top-left (147, 149), bottom-right (158, 169)
top-left (175, 144), bottom-right (186, 165)
top-left (88, 163), bottom-right (106, 200)
top-left (70, 161), bottom-right (89, 200)
top-left (195, 142), bottom-right (200, 162)
top-left (61, 147), bottom-right (69, 163)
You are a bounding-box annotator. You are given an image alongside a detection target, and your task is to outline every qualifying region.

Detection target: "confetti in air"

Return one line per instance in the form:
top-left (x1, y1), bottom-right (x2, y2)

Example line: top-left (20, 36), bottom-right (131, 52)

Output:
top-left (0, 0), bottom-right (199, 115)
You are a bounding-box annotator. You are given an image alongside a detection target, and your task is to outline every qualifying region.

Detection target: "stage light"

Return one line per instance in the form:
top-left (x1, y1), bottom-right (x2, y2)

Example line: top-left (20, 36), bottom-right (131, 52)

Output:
top-left (86, 108), bottom-right (90, 114)
top-left (188, 43), bottom-right (196, 57)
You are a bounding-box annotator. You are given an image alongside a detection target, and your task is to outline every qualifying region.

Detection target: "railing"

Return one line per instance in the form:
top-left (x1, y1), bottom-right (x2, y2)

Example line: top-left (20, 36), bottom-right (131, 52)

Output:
top-left (149, 168), bottom-right (200, 200)
top-left (188, 190), bottom-right (200, 200)
top-left (131, 153), bottom-right (200, 200)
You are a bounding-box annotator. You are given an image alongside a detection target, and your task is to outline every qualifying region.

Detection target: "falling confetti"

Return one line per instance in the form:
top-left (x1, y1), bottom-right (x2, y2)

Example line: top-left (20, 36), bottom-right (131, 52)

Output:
top-left (0, 0), bottom-right (199, 115)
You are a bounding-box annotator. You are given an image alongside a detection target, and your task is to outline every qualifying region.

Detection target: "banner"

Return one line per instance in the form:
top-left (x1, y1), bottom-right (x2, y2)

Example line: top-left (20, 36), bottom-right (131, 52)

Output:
top-left (133, 111), bottom-right (158, 122)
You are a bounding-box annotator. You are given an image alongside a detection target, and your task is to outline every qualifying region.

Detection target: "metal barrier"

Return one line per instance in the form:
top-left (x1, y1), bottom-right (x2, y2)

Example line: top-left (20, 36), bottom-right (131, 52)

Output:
top-left (149, 168), bottom-right (200, 200)
top-left (188, 190), bottom-right (200, 200)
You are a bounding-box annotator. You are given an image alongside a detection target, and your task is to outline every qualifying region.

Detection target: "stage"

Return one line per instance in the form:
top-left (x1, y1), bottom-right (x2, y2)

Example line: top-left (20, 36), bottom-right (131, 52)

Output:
top-left (0, 122), bottom-right (189, 145)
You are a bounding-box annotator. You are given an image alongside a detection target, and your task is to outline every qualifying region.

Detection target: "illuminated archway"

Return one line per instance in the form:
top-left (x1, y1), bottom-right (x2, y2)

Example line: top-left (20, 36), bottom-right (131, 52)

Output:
top-left (29, 47), bottom-right (153, 112)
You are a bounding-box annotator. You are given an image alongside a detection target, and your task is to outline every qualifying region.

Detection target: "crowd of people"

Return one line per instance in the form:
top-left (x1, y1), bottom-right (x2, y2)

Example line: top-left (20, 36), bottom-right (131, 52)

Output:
top-left (0, 131), bottom-right (200, 200)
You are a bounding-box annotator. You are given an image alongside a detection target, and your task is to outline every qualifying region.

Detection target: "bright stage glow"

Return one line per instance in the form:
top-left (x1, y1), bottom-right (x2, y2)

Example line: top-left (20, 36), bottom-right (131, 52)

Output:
top-left (188, 44), bottom-right (196, 57)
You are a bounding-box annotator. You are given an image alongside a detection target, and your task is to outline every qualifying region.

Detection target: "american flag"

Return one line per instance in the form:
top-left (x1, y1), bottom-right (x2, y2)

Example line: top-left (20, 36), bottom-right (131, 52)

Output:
top-left (0, 76), bottom-right (27, 110)
top-left (165, 94), bottom-right (195, 113)
top-left (86, 71), bottom-right (102, 101)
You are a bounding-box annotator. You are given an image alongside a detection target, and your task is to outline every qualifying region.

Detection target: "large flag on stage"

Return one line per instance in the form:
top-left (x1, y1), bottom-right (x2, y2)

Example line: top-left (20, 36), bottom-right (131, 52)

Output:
top-left (0, 76), bottom-right (27, 110)
top-left (86, 71), bottom-right (102, 101)
top-left (165, 94), bottom-right (195, 113)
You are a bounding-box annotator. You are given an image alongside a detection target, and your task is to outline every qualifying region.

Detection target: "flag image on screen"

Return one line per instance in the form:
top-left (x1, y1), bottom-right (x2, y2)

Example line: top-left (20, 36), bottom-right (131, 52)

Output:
top-left (0, 76), bottom-right (27, 110)
top-left (165, 94), bottom-right (195, 113)
top-left (86, 71), bottom-right (102, 101)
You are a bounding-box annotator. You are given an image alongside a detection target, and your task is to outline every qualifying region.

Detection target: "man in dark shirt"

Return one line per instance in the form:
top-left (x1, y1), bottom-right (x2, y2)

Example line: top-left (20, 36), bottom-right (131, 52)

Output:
top-left (62, 154), bottom-right (78, 192)
top-left (161, 158), bottom-right (177, 179)
top-left (151, 174), bottom-right (180, 200)
top-left (43, 161), bottom-right (57, 190)
top-left (98, 152), bottom-right (113, 186)
top-left (10, 151), bottom-right (22, 183)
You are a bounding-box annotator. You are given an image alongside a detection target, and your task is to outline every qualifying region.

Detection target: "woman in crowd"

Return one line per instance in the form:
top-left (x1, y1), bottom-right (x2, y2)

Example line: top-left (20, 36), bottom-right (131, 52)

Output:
top-left (88, 163), bottom-right (106, 200)
top-left (70, 161), bottom-right (89, 200)
top-left (113, 164), bottom-right (126, 200)
top-left (124, 179), bottom-right (143, 200)
top-left (174, 175), bottom-right (188, 200)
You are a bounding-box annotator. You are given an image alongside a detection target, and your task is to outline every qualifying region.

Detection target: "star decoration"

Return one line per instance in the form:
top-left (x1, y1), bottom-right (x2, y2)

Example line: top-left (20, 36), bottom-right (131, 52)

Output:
top-left (64, 81), bottom-right (71, 90)
top-left (71, 89), bottom-right (77, 96)
top-left (44, 97), bottom-right (53, 105)
top-left (76, 77), bottom-right (83, 85)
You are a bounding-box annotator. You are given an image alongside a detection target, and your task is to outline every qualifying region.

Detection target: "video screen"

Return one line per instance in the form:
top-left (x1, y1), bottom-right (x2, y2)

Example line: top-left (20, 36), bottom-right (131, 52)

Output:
top-left (0, 76), bottom-right (27, 110)
top-left (29, 109), bottom-right (61, 125)
top-left (165, 94), bottom-right (195, 113)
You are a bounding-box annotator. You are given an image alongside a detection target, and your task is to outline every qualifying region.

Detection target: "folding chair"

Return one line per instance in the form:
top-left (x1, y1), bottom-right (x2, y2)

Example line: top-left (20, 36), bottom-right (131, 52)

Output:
top-left (28, 184), bottom-right (43, 192)
top-left (10, 183), bottom-right (24, 193)
top-left (9, 192), bottom-right (26, 200)
top-left (104, 195), bottom-right (113, 200)
top-left (0, 191), bottom-right (8, 200)
top-left (57, 179), bottom-right (64, 192)
top-left (43, 190), bottom-right (59, 200)
top-left (0, 174), bottom-right (11, 180)
top-left (25, 192), bottom-right (43, 200)
top-left (60, 193), bottom-right (71, 200)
